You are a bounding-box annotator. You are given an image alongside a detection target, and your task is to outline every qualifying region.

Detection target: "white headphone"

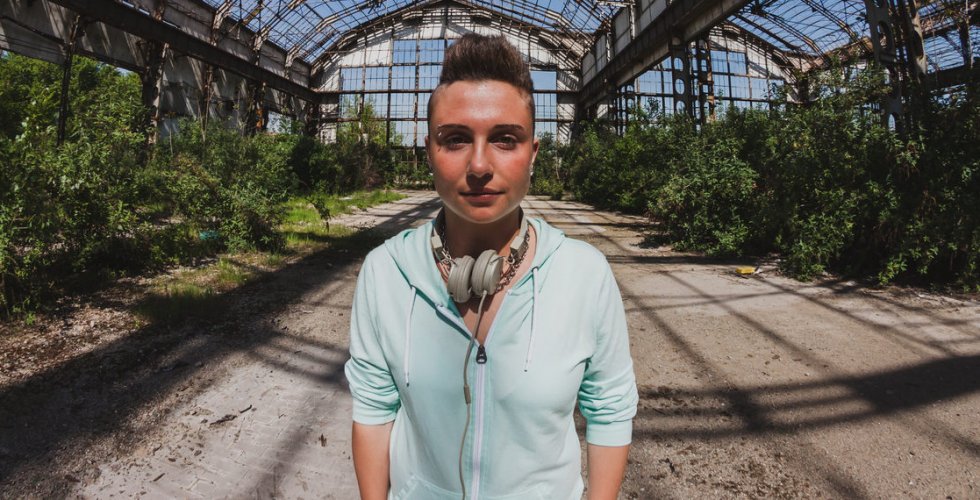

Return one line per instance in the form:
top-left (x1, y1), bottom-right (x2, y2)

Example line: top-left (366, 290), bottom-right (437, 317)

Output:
top-left (430, 210), bottom-right (529, 302)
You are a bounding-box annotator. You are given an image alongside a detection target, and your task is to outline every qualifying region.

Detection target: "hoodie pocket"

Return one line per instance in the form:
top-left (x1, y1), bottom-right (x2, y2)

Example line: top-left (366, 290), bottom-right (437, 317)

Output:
top-left (391, 474), bottom-right (459, 500)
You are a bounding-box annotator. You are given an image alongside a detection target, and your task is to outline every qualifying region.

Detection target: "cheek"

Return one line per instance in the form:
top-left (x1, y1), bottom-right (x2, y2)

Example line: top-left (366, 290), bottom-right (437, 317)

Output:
top-left (431, 153), bottom-right (465, 178)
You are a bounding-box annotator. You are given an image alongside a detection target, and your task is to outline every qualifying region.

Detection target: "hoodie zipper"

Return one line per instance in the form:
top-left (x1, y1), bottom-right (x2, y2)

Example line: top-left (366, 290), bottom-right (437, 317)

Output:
top-left (471, 288), bottom-right (514, 499)
top-left (436, 284), bottom-right (530, 500)
top-left (435, 289), bottom-right (512, 500)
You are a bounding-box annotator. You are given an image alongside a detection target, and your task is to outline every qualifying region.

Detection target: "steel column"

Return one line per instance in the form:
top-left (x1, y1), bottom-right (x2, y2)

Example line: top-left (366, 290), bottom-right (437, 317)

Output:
top-left (56, 15), bottom-right (82, 146)
top-left (245, 82), bottom-right (267, 134)
top-left (694, 35), bottom-right (715, 123)
top-left (139, 2), bottom-right (168, 150)
top-left (669, 36), bottom-right (694, 118)
top-left (863, 0), bottom-right (903, 129)
top-left (863, 0), bottom-right (929, 131)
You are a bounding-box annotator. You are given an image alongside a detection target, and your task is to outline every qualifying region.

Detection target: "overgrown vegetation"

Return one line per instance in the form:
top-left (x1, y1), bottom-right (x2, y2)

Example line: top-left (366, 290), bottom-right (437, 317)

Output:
top-left (565, 68), bottom-right (979, 290)
top-left (2, 49), bottom-right (975, 318)
top-left (0, 53), bottom-right (410, 317)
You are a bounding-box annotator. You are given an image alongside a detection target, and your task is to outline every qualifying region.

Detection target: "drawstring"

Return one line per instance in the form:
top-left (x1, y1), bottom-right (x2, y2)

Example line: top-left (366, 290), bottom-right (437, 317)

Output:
top-left (523, 267), bottom-right (538, 372)
top-left (403, 286), bottom-right (417, 386)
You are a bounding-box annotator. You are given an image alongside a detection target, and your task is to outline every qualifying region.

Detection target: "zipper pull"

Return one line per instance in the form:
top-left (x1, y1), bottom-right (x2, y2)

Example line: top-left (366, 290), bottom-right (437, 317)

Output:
top-left (476, 345), bottom-right (488, 364)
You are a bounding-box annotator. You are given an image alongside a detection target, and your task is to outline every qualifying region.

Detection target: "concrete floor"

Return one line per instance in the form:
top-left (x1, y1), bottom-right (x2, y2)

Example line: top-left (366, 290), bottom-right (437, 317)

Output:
top-left (66, 192), bottom-right (980, 499)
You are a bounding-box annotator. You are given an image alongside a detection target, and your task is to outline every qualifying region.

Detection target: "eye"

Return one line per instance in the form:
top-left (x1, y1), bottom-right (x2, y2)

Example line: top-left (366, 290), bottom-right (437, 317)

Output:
top-left (492, 135), bottom-right (519, 149)
top-left (441, 134), bottom-right (469, 150)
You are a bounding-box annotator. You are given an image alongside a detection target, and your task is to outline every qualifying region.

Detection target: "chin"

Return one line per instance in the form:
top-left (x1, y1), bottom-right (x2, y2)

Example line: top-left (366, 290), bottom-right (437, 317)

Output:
top-left (447, 199), bottom-right (517, 225)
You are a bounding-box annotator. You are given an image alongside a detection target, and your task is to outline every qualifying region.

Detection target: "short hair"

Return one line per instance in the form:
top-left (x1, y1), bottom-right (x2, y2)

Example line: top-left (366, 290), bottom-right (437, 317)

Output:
top-left (427, 34), bottom-right (535, 128)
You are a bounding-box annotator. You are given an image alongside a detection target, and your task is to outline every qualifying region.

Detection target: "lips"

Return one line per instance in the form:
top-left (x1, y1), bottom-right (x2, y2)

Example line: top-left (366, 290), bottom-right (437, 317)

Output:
top-left (460, 190), bottom-right (504, 204)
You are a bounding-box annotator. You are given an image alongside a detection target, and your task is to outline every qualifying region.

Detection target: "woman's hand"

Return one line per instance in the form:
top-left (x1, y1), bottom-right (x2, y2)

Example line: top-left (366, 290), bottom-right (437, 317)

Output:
top-left (586, 443), bottom-right (630, 500)
top-left (352, 421), bottom-right (394, 500)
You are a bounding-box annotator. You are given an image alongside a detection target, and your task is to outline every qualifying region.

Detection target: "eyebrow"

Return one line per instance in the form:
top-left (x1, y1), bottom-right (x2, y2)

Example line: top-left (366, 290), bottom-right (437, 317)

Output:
top-left (435, 124), bottom-right (527, 132)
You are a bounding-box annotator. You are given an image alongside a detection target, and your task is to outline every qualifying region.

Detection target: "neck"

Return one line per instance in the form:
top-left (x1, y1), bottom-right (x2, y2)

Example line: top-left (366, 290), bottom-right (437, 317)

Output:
top-left (443, 208), bottom-right (521, 258)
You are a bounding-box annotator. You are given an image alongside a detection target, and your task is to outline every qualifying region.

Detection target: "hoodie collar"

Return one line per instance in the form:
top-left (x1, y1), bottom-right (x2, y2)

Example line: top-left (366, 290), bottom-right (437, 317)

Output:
top-left (384, 214), bottom-right (566, 306)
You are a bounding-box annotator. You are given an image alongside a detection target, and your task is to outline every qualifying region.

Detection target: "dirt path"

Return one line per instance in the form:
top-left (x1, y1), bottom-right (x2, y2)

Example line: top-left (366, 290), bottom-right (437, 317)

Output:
top-left (2, 192), bottom-right (977, 499)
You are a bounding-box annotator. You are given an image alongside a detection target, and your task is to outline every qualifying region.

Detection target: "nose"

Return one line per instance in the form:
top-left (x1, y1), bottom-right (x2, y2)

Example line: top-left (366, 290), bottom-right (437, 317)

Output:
top-left (467, 140), bottom-right (492, 180)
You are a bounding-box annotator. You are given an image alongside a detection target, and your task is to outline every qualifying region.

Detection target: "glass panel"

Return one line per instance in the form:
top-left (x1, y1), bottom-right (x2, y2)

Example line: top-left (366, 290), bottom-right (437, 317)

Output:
top-left (392, 121), bottom-right (415, 147)
top-left (728, 52), bottom-right (747, 74)
top-left (635, 70), bottom-right (661, 94)
top-left (531, 70), bottom-right (557, 91)
top-left (339, 94), bottom-right (362, 118)
top-left (711, 50), bottom-right (728, 73)
top-left (364, 66), bottom-right (388, 91)
top-left (750, 78), bottom-right (769, 99)
top-left (418, 65), bottom-right (441, 89)
top-left (393, 39), bottom-right (416, 65)
top-left (415, 121), bottom-right (429, 147)
top-left (535, 121), bottom-right (556, 138)
top-left (419, 39), bottom-right (445, 64)
top-left (390, 93), bottom-right (415, 118)
top-left (533, 93), bottom-right (557, 120)
top-left (364, 93), bottom-right (389, 117)
top-left (714, 74), bottom-right (730, 97)
top-left (729, 76), bottom-right (749, 99)
top-left (417, 93), bottom-right (431, 120)
top-left (391, 66), bottom-right (415, 90)
top-left (340, 67), bottom-right (362, 91)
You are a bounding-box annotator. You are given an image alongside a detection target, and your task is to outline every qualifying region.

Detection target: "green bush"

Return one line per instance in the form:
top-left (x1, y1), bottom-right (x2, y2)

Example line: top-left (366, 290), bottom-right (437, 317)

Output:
top-left (652, 136), bottom-right (757, 257)
top-left (150, 121), bottom-right (294, 252)
top-left (529, 133), bottom-right (566, 199)
top-left (875, 88), bottom-right (980, 288)
top-left (0, 52), bottom-right (419, 316)
top-left (0, 53), bottom-right (152, 313)
top-left (568, 66), bottom-right (978, 289)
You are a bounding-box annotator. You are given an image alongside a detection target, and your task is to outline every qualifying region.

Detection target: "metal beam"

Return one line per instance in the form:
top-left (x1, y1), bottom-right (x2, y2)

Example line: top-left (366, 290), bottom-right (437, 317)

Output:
top-left (928, 63), bottom-right (980, 89)
top-left (577, 0), bottom-right (749, 111)
top-left (45, 0), bottom-right (318, 102)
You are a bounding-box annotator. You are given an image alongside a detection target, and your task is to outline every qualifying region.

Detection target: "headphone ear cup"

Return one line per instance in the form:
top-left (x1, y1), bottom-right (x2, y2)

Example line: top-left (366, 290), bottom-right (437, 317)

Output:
top-left (448, 255), bottom-right (475, 303)
top-left (471, 250), bottom-right (502, 297)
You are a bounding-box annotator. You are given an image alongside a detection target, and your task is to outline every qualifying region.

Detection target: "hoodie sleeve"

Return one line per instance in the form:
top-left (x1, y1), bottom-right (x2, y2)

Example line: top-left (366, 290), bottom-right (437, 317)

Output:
top-left (577, 259), bottom-right (638, 446)
top-left (345, 253), bottom-right (401, 425)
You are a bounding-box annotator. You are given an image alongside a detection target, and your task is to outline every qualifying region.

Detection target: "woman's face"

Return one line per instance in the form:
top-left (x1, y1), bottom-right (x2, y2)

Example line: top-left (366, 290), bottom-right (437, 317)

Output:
top-left (426, 80), bottom-right (538, 226)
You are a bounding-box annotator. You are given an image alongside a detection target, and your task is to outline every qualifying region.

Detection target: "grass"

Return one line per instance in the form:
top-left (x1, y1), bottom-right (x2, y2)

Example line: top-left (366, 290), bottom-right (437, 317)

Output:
top-left (134, 189), bottom-right (402, 325)
top-left (135, 282), bottom-right (220, 324)
top-left (305, 189), bottom-right (405, 220)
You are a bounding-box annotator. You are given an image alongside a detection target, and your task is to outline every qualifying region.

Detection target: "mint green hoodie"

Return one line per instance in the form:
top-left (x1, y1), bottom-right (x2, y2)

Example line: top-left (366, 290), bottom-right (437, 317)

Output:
top-left (345, 216), bottom-right (638, 500)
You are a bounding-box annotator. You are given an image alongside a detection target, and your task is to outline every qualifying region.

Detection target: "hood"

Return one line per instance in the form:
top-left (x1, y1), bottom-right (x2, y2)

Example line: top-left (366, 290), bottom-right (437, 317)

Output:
top-left (383, 215), bottom-right (566, 307)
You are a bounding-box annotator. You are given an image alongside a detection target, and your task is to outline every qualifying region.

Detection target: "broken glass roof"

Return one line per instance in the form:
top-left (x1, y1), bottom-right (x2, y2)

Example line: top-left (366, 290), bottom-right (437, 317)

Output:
top-left (198, 0), bottom-right (976, 73)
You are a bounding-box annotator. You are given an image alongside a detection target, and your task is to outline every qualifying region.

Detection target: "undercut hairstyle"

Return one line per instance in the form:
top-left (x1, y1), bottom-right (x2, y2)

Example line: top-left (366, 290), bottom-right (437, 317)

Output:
top-left (428, 33), bottom-right (535, 128)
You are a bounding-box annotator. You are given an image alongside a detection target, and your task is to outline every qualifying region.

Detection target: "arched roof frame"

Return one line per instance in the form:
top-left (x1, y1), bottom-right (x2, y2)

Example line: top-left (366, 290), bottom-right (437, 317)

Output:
top-left (197, 0), bottom-right (619, 64)
top-left (308, 0), bottom-right (589, 80)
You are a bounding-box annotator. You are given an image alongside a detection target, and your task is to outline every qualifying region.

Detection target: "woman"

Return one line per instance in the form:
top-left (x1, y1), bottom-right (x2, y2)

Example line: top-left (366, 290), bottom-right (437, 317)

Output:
top-left (345, 33), bottom-right (638, 500)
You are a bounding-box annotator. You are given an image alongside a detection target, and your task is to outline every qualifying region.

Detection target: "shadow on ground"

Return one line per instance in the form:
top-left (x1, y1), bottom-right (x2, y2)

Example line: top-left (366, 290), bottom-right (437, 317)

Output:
top-left (528, 197), bottom-right (980, 499)
top-left (0, 197), bottom-right (440, 497)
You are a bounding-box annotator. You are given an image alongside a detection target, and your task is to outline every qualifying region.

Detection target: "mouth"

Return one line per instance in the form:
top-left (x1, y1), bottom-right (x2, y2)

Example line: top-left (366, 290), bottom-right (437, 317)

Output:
top-left (461, 190), bottom-right (503, 197)
top-left (460, 190), bottom-right (504, 204)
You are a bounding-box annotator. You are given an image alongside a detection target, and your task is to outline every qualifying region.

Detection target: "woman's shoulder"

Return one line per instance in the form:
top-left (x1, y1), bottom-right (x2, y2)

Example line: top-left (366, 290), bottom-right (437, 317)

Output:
top-left (556, 236), bottom-right (606, 259)
top-left (357, 222), bottom-right (438, 293)
top-left (551, 236), bottom-right (610, 272)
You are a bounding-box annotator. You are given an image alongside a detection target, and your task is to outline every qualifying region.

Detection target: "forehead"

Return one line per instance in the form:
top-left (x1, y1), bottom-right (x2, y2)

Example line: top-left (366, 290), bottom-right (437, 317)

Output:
top-left (430, 80), bottom-right (532, 128)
